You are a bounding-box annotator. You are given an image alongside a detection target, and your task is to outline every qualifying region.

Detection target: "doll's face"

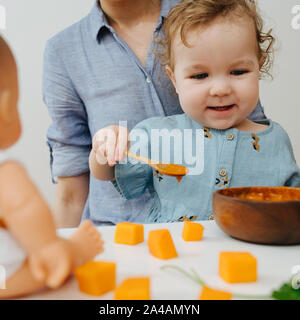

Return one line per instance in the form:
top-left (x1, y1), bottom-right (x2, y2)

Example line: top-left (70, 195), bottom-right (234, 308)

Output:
top-left (167, 15), bottom-right (261, 130)
top-left (0, 37), bottom-right (21, 150)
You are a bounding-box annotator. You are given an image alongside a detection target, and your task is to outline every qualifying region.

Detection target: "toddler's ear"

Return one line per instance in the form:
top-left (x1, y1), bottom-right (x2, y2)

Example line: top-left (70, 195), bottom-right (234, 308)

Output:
top-left (0, 90), bottom-right (12, 124)
top-left (165, 66), bottom-right (178, 94)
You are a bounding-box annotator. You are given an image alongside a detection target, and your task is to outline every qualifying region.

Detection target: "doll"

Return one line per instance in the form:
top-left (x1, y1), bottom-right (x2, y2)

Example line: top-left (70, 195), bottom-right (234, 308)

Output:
top-left (0, 35), bottom-right (103, 298)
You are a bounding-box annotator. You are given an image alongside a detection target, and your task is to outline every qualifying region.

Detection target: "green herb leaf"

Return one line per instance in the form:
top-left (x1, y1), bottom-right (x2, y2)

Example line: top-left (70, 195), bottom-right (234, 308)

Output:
top-left (160, 264), bottom-right (206, 286)
top-left (272, 282), bottom-right (300, 300)
top-left (160, 264), bottom-right (271, 299)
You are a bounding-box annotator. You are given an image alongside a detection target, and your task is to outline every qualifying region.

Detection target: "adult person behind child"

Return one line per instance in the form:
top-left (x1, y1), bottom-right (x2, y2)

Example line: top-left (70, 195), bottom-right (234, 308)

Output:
top-left (43, 0), bottom-right (266, 227)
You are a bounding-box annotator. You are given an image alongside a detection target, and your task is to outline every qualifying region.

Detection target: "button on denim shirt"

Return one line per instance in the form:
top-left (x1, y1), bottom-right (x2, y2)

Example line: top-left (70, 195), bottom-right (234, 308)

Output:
top-left (114, 114), bottom-right (300, 223)
top-left (43, 1), bottom-right (266, 225)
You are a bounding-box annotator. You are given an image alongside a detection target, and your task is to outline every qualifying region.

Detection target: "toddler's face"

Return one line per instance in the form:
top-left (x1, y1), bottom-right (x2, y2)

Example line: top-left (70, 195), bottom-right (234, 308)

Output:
top-left (167, 15), bottom-right (261, 130)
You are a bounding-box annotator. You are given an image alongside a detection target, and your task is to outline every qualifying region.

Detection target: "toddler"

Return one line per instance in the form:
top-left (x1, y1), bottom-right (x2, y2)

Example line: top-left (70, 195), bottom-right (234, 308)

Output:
top-left (90, 0), bottom-right (300, 223)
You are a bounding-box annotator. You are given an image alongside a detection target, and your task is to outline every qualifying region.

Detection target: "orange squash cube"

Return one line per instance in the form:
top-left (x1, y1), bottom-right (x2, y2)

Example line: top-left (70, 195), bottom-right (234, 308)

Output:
top-left (219, 251), bottom-right (257, 283)
top-left (114, 222), bottom-right (144, 245)
top-left (182, 221), bottom-right (204, 241)
top-left (147, 229), bottom-right (178, 260)
top-left (114, 277), bottom-right (150, 300)
top-left (199, 286), bottom-right (232, 300)
top-left (74, 261), bottom-right (116, 296)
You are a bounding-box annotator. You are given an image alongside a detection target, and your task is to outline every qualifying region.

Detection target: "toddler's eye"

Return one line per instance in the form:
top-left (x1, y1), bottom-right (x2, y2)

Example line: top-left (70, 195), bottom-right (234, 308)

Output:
top-left (231, 70), bottom-right (248, 76)
top-left (190, 73), bottom-right (208, 79)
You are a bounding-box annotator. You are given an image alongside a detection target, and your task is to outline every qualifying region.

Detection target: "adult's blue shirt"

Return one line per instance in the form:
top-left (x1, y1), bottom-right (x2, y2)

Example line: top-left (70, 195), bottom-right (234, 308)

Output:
top-left (43, 0), bottom-right (266, 225)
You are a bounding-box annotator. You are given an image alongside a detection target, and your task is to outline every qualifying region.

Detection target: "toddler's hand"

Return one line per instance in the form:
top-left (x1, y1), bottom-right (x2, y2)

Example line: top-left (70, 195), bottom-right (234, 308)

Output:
top-left (92, 125), bottom-right (129, 166)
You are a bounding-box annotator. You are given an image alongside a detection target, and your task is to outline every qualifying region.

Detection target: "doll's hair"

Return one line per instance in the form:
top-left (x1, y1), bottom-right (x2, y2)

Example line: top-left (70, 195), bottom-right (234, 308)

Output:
top-left (0, 35), bottom-right (17, 89)
top-left (0, 35), bottom-right (11, 63)
top-left (158, 0), bottom-right (274, 78)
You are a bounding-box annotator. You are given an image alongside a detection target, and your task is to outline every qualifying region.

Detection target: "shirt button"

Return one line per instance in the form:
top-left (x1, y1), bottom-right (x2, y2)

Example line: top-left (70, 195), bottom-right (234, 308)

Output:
top-left (219, 169), bottom-right (227, 176)
top-left (227, 133), bottom-right (234, 140)
top-left (146, 77), bottom-right (151, 83)
top-left (209, 215), bottom-right (214, 220)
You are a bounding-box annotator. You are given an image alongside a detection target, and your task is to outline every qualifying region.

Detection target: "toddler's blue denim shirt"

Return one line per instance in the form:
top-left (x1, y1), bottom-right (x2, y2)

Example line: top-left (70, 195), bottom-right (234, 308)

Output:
top-left (113, 114), bottom-right (300, 223)
top-left (43, 1), bottom-right (266, 225)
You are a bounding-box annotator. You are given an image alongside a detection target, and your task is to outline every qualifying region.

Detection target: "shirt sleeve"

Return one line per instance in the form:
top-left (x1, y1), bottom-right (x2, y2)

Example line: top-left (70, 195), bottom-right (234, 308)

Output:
top-left (247, 98), bottom-right (267, 121)
top-left (112, 121), bottom-right (153, 200)
top-left (277, 125), bottom-right (300, 187)
top-left (43, 39), bottom-right (91, 182)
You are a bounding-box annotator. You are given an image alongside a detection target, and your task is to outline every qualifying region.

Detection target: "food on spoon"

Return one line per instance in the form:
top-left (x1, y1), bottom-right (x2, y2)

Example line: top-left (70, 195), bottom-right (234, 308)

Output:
top-left (157, 163), bottom-right (189, 178)
top-left (219, 252), bottom-right (257, 283)
top-left (148, 229), bottom-right (178, 260)
top-left (114, 277), bottom-right (150, 300)
top-left (114, 222), bottom-right (144, 245)
top-left (74, 261), bottom-right (116, 296)
top-left (182, 221), bottom-right (204, 241)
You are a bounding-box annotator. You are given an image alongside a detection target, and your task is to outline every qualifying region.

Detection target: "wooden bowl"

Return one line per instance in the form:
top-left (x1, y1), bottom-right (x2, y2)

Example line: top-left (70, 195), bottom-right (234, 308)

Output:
top-left (212, 186), bottom-right (300, 245)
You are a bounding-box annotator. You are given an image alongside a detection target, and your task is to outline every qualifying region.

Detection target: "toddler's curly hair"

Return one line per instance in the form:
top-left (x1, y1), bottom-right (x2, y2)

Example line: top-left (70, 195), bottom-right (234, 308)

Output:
top-left (158, 0), bottom-right (274, 78)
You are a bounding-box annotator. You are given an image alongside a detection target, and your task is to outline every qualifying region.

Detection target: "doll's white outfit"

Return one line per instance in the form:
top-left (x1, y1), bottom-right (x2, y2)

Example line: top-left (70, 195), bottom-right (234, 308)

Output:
top-left (0, 150), bottom-right (27, 281)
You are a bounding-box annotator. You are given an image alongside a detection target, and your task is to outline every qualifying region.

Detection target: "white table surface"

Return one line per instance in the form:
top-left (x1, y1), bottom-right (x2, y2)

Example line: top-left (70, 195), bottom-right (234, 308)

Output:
top-left (21, 221), bottom-right (300, 300)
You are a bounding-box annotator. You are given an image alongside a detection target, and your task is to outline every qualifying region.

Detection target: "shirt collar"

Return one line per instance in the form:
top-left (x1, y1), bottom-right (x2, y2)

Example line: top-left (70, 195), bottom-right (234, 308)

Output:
top-left (155, 0), bottom-right (172, 32)
top-left (89, 1), bottom-right (111, 41)
top-left (160, 0), bottom-right (176, 19)
top-left (89, 0), bottom-right (180, 41)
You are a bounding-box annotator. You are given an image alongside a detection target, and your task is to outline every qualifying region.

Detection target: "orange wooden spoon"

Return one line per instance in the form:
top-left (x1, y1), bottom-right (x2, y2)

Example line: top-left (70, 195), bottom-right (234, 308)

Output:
top-left (126, 151), bottom-right (188, 182)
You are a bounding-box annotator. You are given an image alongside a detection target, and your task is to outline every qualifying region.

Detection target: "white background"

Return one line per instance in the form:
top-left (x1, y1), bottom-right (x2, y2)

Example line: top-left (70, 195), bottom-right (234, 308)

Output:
top-left (1, 0), bottom-right (300, 207)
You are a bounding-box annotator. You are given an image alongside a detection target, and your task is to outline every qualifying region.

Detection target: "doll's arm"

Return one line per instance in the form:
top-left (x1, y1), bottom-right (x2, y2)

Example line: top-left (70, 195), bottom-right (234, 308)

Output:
top-left (0, 161), bottom-right (103, 289)
top-left (0, 160), bottom-right (57, 254)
